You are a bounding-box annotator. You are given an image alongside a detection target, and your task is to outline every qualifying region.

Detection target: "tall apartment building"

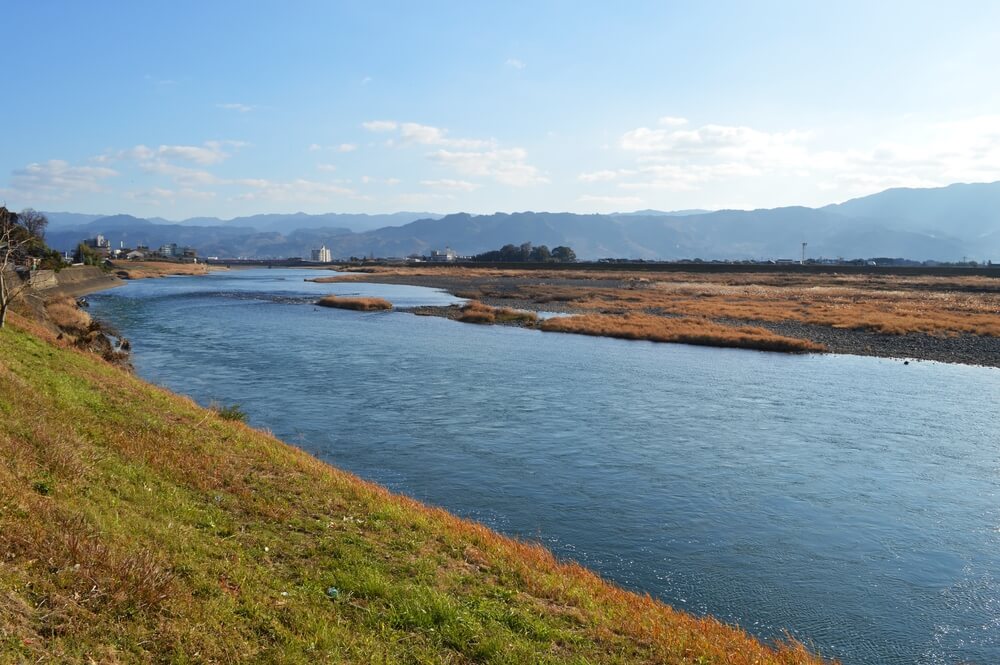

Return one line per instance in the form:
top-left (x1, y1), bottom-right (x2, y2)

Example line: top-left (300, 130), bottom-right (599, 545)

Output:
top-left (311, 245), bottom-right (332, 263)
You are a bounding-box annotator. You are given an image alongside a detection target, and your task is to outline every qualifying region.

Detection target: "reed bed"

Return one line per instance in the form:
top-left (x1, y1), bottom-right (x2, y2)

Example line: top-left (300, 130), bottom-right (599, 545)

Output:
top-left (541, 313), bottom-right (827, 353)
top-left (316, 265), bottom-right (1000, 337)
top-left (113, 261), bottom-right (216, 280)
top-left (317, 295), bottom-right (393, 311)
top-left (456, 300), bottom-right (538, 325)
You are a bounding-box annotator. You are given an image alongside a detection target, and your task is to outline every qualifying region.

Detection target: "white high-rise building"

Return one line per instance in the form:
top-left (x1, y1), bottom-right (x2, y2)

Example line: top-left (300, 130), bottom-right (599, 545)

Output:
top-left (311, 245), bottom-right (332, 263)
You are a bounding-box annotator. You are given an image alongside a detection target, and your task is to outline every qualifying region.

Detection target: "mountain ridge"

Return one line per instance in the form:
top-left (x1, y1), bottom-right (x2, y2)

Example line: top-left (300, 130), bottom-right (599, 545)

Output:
top-left (41, 181), bottom-right (1000, 261)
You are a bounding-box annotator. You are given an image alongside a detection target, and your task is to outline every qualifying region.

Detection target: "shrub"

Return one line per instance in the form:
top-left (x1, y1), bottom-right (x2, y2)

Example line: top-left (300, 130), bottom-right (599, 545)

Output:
top-left (212, 403), bottom-right (247, 422)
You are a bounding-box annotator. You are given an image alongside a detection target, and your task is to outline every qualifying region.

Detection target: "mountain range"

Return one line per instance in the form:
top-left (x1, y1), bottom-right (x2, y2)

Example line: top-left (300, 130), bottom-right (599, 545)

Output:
top-left (42, 181), bottom-right (1000, 261)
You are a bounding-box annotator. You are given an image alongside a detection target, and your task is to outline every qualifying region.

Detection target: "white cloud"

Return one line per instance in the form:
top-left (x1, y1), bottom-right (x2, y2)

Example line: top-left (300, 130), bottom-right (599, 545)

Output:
top-left (396, 192), bottom-right (458, 205)
top-left (356, 175), bottom-right (401, 186)
top-left (658, 116), bottom-right (688, 127)
top-left (578, 194), bottom-right (643, 207)
top-left (125, 187), bottom-right (216, 204)
top-left (621, 123), bottom-right (810, 167)
top-left (316, 163), bottom-right (337, 172)
top-left (233, 178), bottom-right (359, 203)
top-left (3, 160), bottom-right (118, 199)
top-left (365, 120), bottom-right (495, 149)
top-left (362, 120), bottom-right (398, 132)
top-left (605, 114), bottom-right (1000, 200)
top-left (99, 140), bottom-right (243, 167)
top-left (361, 76), bottom-right (372, 85)
top-left (429, 148), bottom-right (548, 186)
top-left (217, 102), bottom-right (254, 113)
top-left (363, 120), bottom-right (544, 186)
top-left (162, 140), bottom-right (244, 165)
top-left (505, 58), bottom-right (526, 70)
top-left (421, 179), bottom-right (480, 191)
top-left (310, 143), bottom-right (358, 153)
top-left (578, 169), bottom-right (632, 182)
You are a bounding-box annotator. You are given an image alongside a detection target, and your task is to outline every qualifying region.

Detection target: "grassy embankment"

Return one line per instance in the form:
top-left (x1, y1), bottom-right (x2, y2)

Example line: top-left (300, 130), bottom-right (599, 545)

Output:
top-left (317, 295), bottom-right (393, 311)
top-left (0, 316), bottom-right (829, 663)
top-left (112, 261), bottom-right (219, 280)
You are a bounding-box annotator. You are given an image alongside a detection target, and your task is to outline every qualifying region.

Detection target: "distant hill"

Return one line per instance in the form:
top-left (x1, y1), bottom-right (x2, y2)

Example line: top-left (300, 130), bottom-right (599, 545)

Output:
top-left (41, 181), bottom-right (1000, 261)
top-left (173, 212), bottom-right (443, 233)
top-left (824, 182), bottom-right (1000, 240)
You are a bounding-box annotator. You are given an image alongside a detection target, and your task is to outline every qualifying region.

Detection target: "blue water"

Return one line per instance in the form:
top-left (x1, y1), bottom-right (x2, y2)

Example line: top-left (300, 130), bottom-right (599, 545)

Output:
top-left (89, 269), bottom-right (1000, 665)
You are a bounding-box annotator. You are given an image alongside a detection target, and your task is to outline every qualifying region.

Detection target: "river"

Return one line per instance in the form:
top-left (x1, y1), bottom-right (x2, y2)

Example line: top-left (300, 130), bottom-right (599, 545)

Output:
top-left (88, 268), bottom-right (1000, 665)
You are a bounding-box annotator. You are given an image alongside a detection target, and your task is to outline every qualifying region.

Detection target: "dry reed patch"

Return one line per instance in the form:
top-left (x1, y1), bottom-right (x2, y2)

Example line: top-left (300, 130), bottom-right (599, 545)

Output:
top-left (456, 300), bottom-right (538, 325)
top-left (541, 313), bottom-right (826, 353)
top-left (113, 261), bottom-right (216, 280)
top-left (45, 297), bottom-right (92, 333)
top-left (316, 295), bottom-right (393, 311)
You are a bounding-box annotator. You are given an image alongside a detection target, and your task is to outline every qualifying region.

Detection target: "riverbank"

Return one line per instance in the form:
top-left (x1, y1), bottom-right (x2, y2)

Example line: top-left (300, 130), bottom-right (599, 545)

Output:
top-left (29, 265), bottom-right (124, 299)
top-left (111, 260), bottom-right (225, 280)
top-left (317, 266), bottom-right (1000, 367)
top-left (0, 317), bottom-right (829, 663)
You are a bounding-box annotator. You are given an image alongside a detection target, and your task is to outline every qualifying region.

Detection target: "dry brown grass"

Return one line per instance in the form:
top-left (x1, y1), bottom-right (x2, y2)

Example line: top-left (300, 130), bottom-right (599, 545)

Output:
top-left (541, 313), bottom-right (826, 353)
top-left (317, 295), bottom-right (393, 311)
top-left (456, 300), bottom-right (538, 325)
top-left (44, 297), bottom-right (92, 333)
top-left (438, 271), bottom-right (1000, 337)
top-left (113, 261), bottom-right (218, 280)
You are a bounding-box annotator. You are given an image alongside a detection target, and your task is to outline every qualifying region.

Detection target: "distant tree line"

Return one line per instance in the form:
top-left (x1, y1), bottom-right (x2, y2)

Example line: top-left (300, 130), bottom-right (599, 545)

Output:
top-left (471, 242), bottom-right (576, 263)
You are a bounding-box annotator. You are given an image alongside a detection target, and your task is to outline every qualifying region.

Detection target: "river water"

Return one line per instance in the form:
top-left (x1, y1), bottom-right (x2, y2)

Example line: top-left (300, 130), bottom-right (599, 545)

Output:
top-left (88, 268), bottom-right (1000, 665)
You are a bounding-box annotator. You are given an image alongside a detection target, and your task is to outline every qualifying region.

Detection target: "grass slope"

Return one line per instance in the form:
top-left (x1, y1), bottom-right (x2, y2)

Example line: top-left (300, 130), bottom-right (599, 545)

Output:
top-left (0, 320), bottom-right (828, 664)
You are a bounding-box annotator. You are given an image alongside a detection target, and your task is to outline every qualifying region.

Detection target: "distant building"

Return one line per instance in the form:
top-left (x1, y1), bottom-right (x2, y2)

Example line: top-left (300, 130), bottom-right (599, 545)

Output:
top-left (82, 234), bottom-right (111, 257)
top-left (428, 247), bottom-right (458, 262)
top-left (311, 245), bottom-right (332, 263)
top-left (158, 243), bottom-right (179, 258)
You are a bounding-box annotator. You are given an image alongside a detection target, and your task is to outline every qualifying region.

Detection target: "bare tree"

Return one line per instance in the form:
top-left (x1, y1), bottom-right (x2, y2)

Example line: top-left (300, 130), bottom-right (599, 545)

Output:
top-left (18, 208), bottom-right (48, 240)
top-left (0, 207), bottom-right (33, 329)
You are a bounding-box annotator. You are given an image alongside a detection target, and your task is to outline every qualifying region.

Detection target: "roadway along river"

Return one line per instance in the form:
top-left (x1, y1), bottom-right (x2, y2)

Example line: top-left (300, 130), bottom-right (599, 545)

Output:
top-left (89, 268), bottom-right (1000, 665)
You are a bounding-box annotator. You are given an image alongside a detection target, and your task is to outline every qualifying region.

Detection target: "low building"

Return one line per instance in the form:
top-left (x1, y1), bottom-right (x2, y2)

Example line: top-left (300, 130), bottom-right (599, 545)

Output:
top-left (428, 247), bottom-right (458, 262)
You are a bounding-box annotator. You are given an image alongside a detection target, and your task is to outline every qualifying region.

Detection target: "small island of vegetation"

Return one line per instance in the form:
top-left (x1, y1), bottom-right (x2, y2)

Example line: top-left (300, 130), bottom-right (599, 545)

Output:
top-left (317, 294), bottom-right (394, 311)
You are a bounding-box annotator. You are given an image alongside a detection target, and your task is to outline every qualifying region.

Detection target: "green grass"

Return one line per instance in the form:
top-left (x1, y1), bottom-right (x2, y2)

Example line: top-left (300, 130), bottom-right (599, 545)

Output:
top-left (0, 319), bottom-right (830, 664)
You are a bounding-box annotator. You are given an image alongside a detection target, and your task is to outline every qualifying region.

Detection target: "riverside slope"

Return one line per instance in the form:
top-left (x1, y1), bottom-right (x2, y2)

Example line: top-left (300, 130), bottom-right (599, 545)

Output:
top-left (0, 316), bottom-right (828, 664)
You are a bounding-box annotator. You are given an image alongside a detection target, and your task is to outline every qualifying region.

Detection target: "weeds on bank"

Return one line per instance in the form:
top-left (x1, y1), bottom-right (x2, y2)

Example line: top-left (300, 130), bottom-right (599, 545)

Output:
top-left (317, 295), bottom-right (393, 311)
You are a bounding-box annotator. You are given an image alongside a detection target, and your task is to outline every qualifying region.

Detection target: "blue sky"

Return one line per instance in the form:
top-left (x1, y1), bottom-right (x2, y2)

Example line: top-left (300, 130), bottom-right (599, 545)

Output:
top-left (3, 1), bottom-right (1000, 218)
